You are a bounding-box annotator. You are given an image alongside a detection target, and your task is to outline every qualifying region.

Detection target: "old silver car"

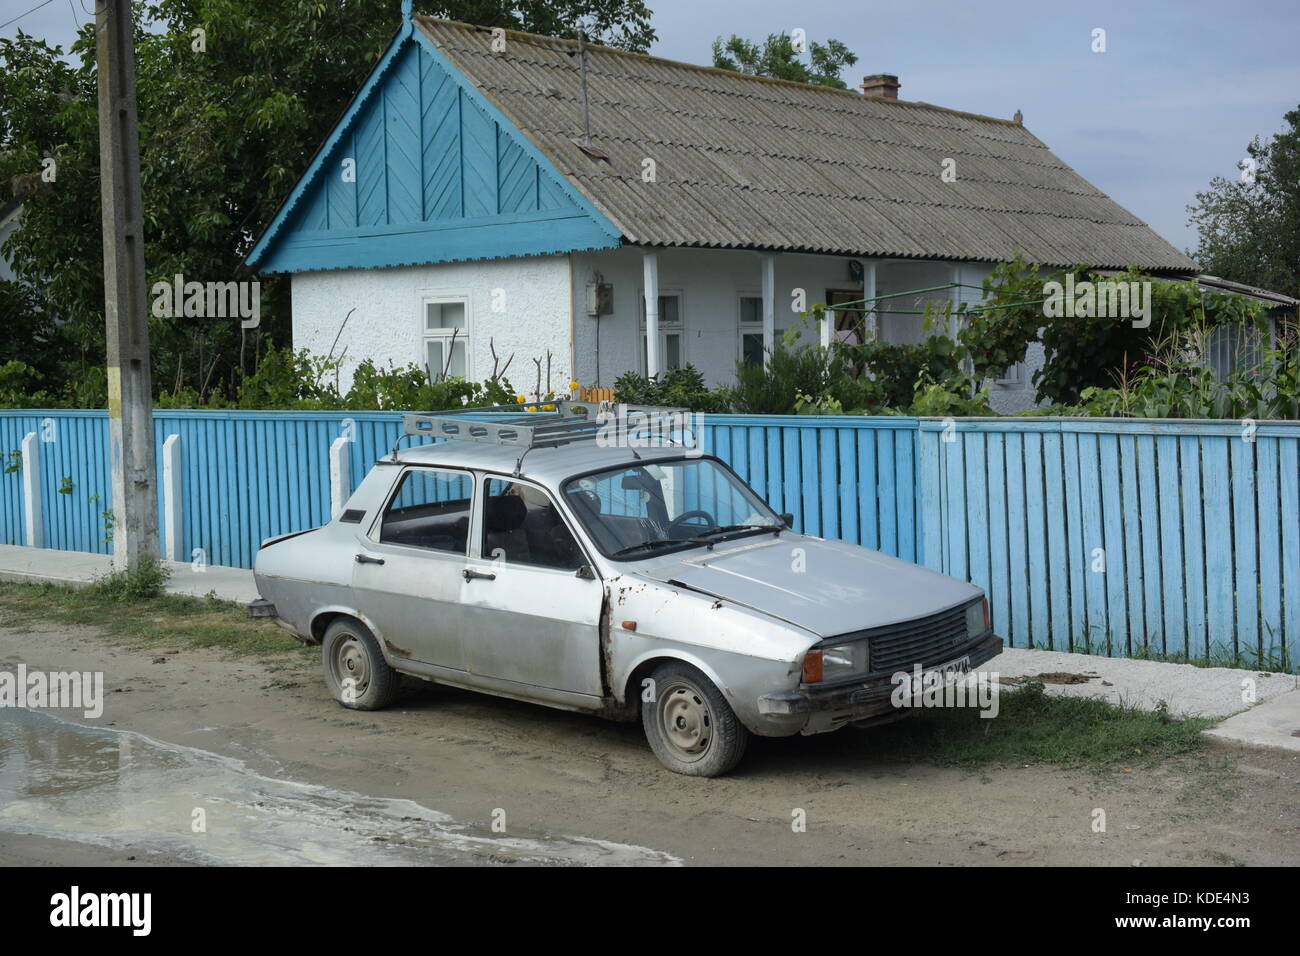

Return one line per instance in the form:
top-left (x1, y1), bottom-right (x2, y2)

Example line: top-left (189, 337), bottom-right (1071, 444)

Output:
top-left (251, 402), bottom-right (1002, 776)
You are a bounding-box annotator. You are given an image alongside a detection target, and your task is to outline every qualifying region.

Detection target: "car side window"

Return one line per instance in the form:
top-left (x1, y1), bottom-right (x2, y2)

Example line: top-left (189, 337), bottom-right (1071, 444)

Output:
top-left (482, 478), bottom-right (584, 571)
top-left (379, 468), bottom-right (472, 554)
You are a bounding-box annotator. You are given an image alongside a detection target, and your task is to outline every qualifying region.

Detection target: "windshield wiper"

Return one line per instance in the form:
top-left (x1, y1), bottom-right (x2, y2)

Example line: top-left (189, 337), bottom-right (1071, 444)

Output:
top-left (688, 523), bottom-right (781, 546)
top-left (612, 539), bottom-right (689, 558)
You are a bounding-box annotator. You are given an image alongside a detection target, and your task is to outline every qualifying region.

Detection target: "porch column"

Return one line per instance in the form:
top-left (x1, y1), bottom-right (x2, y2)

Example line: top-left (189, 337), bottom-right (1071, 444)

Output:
top-left (949, 263), bottom-right (962, 341)
top-left (820, 309), bottom-right (834, 349)
top-left (951, 263), bottom-right (974, 376)
top-left (643, 252), bottom-right (660, 377)
top-left (760, 254), bottom-right (775, 367)
top-left (863, 260), bottom-right (877, 341)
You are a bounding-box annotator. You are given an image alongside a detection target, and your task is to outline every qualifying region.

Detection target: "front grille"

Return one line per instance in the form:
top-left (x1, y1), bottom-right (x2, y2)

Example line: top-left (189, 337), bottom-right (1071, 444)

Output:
top-left (860, 604), bottom-right (972, 674)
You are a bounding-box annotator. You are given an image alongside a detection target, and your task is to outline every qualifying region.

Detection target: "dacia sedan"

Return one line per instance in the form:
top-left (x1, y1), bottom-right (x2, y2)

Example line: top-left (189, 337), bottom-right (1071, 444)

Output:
top-left (252, 411), bottom-right (1002, 776)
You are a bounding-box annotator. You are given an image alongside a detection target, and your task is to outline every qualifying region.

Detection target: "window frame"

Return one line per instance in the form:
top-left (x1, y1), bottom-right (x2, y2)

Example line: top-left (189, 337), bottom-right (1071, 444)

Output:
top-left (638, 288), bottom-right (685, 373)
top-left (737, 291), bottom-right (765, 365)
top-left (420, 293), bottom-right (471, 382)
top-left (478, 473), bottom-right (595, 574)
top-left (560, 454), bottom-right (781, 563)
top-left (368, 464), bottom-right (477, 557)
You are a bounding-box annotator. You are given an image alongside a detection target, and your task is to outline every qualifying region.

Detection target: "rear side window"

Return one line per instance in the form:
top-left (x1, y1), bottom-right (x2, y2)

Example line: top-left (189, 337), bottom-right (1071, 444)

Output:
top-left (379, 468), bottom-right (472, 554)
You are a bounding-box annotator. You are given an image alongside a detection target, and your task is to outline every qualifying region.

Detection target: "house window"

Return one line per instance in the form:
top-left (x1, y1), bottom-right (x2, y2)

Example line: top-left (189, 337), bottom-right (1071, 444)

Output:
top-left (738, 294), bottom-right (787, 365)
top-left (423, 299), bottom-right (468, 381)
top-left (639, 292), bottom-right (683, 373)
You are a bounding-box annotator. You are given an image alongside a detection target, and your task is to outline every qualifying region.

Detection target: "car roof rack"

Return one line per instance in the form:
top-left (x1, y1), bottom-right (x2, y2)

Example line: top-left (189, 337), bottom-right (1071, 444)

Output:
top-left (393, 400), bottom-right (696, 459)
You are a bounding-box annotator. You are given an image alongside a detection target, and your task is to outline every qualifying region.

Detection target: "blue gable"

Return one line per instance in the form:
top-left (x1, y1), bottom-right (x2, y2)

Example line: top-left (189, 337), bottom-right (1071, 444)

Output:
top-left (246, 24), bottom-right (623, 274)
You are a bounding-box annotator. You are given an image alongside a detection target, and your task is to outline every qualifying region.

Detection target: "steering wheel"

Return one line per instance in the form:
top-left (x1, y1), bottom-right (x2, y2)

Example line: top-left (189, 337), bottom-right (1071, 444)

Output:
top-left (666, 509), bottom-right (716, 539)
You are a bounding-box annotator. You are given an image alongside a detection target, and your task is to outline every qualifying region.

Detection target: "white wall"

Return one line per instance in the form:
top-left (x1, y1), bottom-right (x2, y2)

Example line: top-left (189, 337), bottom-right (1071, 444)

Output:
top-left (291, 255), bottom-right (574, 396)
top-left (290, 248), bottom-right (1042, 412)
top-left (572, 247), bottom-right (887, 388)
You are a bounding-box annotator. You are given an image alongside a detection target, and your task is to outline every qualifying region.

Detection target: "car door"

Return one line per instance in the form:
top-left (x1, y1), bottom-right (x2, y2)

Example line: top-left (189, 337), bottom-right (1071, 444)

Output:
top-left (351, 466), bottom-right (473, 669)
top-left (459, 475), bottom-right (604, 697)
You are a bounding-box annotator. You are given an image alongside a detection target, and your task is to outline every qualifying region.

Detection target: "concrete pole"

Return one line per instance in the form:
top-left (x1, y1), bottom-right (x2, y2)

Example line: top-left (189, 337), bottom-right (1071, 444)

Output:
top-left (643, 252), bottom-right (660, 377)
top-left (96, 0), bottom-right (159, 568)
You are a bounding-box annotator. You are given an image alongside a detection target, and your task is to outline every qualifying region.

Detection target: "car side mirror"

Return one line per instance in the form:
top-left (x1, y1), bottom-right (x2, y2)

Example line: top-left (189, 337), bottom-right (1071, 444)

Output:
top-left (779, 512), bottom-right (794, 529)
top-left (575, 564), bottom-right (596, 580)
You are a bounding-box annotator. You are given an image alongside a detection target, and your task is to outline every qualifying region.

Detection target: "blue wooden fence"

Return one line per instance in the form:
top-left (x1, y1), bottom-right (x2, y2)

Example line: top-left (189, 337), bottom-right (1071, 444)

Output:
top-left (1, 409), bottom-right (1296, 670)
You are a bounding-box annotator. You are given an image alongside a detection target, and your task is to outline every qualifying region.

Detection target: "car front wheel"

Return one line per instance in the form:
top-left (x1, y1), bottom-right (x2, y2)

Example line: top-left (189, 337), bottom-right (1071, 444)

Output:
top-left (641, 661), bottom-right (748, 777)
top-left (322, 618), bottom-right (399, 711)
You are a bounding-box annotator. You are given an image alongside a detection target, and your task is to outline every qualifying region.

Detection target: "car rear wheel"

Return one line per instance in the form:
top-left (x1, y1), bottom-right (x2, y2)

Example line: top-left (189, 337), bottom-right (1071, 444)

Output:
top-left (641, 661), bottom-right (748, 777)
top-left (322, 618), bottom-right (399, 711)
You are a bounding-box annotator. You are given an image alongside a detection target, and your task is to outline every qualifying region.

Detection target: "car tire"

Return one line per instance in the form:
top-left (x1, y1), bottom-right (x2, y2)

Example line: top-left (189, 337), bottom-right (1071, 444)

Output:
top-left (641, 661), bottom-right (748, 777)
top-left (322, 618), bottom-right (399, 711)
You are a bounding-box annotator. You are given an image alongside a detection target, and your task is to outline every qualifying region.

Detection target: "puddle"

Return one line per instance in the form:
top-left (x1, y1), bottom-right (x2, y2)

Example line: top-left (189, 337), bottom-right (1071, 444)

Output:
top-left (0, 708), bottom-right (679, 866)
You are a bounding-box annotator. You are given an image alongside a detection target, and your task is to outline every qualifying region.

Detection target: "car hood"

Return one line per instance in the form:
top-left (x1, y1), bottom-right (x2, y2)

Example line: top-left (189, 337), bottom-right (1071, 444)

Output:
top-left (634, 534), bottom-right (980, 638)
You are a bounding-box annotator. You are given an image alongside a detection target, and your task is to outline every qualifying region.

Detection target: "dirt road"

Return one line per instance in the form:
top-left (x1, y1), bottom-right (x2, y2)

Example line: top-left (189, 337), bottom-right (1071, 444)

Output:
top-left (1, 620), bottom-right (1297, 866)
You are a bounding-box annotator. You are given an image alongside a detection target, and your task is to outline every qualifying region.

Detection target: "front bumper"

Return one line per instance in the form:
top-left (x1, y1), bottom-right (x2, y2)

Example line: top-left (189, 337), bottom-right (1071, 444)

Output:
top-left (756, 632), bottom-right (1003, 734)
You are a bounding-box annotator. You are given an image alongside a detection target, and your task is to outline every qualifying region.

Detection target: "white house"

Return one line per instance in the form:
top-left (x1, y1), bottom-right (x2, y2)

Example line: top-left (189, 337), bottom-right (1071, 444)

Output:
top-left (247, 11), bottom-right (1199, 411)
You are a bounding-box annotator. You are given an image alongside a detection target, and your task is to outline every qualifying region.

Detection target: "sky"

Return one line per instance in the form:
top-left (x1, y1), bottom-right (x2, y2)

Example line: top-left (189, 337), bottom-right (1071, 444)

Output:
top-left (4, 0), bottom-right (1297, 257)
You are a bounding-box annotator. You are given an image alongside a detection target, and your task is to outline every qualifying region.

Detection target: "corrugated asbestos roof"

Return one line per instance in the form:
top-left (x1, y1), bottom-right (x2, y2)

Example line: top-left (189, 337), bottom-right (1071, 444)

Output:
top-left (415, 17), bottom-right (1198, 272)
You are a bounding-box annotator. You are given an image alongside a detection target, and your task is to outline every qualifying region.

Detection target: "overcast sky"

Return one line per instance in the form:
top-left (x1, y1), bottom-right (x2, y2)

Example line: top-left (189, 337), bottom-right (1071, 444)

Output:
top-left (5, 0), bottom-right (1297, 256)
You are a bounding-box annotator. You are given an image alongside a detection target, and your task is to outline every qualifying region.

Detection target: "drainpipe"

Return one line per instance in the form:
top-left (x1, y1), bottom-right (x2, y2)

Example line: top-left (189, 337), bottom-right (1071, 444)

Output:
top-left (643, 252), bottom-right (660, 377)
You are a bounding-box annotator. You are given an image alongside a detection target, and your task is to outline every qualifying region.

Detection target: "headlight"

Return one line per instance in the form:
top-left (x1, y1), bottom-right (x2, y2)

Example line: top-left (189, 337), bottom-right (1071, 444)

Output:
top-left (965, 598), bottom-right (989, 638)
top-left (818, 640), bottom-right (869, 681)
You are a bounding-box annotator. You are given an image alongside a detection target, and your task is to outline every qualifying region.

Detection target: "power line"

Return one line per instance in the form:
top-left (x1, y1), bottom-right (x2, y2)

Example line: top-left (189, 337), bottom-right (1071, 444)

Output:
top-left (1, 0), bottom-right (56, 31)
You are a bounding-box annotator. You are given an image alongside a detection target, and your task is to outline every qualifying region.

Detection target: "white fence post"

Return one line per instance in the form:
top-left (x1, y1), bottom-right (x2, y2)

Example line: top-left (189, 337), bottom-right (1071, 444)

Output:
top-left (329, 436), bottom-right (351, 518)
top-left (162, 433), bottom-right (182, 561)
top-left (20, 431), bottom-right (43, 548)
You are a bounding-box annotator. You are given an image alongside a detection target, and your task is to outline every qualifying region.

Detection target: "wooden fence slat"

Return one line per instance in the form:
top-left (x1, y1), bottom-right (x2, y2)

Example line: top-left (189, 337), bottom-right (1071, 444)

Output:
top-left (1098, 434), bottom-right (1129, 656)
top-left (1256, 437), bottom-right (1283, 668)
top-left (1202, 439), bottom-right (1235, 659)
top-left (1005, 432), bottom-right (1030, 648)
top-left (1230, 436), bottom-right (1261, 661)
top-left (1156, 434), bottom-right (1186, 659)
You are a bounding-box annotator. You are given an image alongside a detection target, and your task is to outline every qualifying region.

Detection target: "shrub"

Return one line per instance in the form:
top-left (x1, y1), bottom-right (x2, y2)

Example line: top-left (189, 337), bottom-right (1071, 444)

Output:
top-left (87, 556), bottom-right (172, 602)
top-left (613, 364), bottom-right (729, 412)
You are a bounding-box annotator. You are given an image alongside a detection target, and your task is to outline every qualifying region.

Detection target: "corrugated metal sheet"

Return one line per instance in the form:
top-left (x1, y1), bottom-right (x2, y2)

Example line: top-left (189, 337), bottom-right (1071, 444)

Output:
top-left (415, 17), bottom-right (1198, 272)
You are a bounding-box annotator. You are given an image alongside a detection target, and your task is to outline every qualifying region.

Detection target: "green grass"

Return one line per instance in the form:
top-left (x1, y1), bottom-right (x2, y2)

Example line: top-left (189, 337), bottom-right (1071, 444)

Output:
top-left (0, 579), bottom-right (311, 659)
top-left (871, 679), bottom-right (1215, 771)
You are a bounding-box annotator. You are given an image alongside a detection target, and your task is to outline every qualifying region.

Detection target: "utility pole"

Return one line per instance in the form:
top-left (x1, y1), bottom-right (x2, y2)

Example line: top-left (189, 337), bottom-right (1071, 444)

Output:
top-left (96, 0), bottom-right (159, 568)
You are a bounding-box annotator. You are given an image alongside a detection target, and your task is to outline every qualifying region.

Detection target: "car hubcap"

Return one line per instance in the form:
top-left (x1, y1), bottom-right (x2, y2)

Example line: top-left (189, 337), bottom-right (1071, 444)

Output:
top-left (333, 635), bottom-right (370, 699)
top-left (659, 681), bottom-right (713, 761)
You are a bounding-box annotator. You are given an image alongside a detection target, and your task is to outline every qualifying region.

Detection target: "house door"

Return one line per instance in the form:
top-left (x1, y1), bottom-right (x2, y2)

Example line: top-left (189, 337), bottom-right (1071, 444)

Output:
top-left (827, 289), bottom-right (868, 344)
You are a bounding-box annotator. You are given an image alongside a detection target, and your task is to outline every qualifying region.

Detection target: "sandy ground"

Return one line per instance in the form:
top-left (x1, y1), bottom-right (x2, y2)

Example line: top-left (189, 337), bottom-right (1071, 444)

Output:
top-left (2, 620), bottom-right (1298, 867)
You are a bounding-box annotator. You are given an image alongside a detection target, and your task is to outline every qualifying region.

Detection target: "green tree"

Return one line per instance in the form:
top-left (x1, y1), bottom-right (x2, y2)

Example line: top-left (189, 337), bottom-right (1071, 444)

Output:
top-left (0, 0), bottom-right (655, 403)
top-left (711, 32), bottom-right (858, 89)
top-left (1187, 106), bottom-right (1300, 298)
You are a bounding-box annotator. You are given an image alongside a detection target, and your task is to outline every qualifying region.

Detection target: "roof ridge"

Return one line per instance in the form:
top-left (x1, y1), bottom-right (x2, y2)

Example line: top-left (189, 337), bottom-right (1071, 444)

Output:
top-left (413, 14), bottom-right (1024, 128)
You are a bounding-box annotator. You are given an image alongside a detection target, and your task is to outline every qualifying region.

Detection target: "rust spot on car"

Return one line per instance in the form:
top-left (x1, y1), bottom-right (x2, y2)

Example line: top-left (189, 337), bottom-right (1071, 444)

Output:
top-left (383, 638), bottom-right (412, 658)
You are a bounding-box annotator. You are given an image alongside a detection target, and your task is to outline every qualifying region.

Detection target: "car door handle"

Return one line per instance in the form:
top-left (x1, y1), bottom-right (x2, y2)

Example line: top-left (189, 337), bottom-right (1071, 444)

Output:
top-left (462, 568), bottom-right (496, 581)
top-left (354, 553), bottom-right (385, 565)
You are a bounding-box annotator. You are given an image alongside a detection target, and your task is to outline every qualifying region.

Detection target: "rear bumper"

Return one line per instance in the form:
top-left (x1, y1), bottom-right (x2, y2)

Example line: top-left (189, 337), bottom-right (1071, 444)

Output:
top-left (755, 632), bottom-right (1003, 734)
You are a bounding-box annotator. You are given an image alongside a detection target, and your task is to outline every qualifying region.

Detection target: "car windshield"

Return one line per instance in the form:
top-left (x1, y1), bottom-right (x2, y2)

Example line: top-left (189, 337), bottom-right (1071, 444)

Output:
top-left (562, 458), bottom-right (782, 559)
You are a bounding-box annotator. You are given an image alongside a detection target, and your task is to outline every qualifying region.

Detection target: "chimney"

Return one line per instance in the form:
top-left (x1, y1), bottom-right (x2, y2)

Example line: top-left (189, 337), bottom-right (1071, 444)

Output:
top-left (859, 74), bottom-right (900, 99)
